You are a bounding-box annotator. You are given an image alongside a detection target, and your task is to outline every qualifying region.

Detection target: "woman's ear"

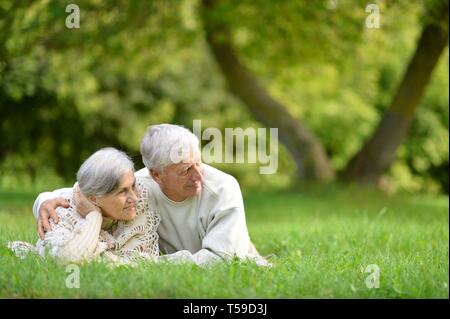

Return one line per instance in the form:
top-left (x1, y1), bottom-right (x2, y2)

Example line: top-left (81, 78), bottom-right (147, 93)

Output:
top-left (87, 195), bottom-right (98, 206)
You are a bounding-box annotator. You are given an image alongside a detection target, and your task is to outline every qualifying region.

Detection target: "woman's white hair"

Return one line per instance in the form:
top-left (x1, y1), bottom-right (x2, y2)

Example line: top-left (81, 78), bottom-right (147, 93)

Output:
top-left (140, 124), bottom-right (201, 173)
top-left (77, 147), bottom-right (134, 196)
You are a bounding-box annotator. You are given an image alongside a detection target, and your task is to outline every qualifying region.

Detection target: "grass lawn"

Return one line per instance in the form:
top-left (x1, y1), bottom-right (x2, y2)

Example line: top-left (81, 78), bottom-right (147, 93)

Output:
top-left (0, 185), bottom-right (448, 298)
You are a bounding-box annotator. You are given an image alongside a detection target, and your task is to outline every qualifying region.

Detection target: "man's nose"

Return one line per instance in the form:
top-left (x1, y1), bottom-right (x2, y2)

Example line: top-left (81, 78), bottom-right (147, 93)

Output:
top-left (190, 164), bottom-right (203, 181)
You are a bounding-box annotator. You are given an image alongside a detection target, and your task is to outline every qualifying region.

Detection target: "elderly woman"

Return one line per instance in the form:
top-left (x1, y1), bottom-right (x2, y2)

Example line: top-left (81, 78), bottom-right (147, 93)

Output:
top-left (9, 147), bottom-right (160, 265)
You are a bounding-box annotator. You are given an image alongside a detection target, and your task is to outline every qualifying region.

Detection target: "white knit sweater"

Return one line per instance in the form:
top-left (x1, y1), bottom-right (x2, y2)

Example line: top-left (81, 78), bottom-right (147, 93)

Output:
top-left (9, 178), bottom-right (160, 265)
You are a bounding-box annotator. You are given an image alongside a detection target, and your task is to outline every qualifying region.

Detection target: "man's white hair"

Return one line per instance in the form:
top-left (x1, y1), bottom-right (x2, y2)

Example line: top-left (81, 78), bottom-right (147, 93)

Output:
top-left (140, 124), bottom-right (201, 173)
top-left (77, 147), bottom-right (134, 196)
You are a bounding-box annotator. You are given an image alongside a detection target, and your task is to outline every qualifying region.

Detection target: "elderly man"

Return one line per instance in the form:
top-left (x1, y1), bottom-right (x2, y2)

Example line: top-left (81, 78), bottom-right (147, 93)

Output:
top-left (33, 124), bottom-right (268, 266)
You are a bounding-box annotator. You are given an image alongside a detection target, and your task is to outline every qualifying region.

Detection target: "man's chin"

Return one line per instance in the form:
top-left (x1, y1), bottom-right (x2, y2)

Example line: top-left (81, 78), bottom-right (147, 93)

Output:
top-left (187, 185), bottom-right (202, 197)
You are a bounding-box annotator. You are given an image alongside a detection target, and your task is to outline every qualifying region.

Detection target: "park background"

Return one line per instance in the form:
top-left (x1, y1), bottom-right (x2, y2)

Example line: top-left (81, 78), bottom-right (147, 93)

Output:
top-left (0, 0), bottom-right (448, 298)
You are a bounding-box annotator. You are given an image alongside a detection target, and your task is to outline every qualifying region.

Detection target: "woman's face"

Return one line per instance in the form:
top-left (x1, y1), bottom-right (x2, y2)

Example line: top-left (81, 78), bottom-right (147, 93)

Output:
top-left (93, 171), bottom-right (138, 221)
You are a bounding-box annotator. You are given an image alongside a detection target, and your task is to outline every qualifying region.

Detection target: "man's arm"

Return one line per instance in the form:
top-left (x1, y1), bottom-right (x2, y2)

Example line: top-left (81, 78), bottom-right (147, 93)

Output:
top-left (32, 188), bottom-right (72, 219)
top-left (33, 187), bottom-right (72, 239)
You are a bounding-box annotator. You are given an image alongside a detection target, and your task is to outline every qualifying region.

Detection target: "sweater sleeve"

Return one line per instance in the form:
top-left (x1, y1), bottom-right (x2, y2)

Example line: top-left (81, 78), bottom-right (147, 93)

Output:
top-left (45, 211), bottom-right (103, 263)
top-left (161, 207), bottom-right (251, 266)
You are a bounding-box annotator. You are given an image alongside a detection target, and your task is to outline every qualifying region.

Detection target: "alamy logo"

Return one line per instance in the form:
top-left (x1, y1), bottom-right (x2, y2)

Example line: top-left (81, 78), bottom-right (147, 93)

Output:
top-left (365, 4), bottom-right (380, 29)
top-left (364, 264), bottom-right (380, 289)
top-left (190, 120), bottom-right (278, 174)
top-left (65, 264), bottom-right (80, 288)
top-left (65, 4), bottom-right (80, 29)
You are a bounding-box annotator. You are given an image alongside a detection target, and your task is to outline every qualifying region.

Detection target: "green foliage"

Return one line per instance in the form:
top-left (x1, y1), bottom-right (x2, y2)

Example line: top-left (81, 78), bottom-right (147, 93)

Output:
top-left (0, 0), bottom-right (448, 193)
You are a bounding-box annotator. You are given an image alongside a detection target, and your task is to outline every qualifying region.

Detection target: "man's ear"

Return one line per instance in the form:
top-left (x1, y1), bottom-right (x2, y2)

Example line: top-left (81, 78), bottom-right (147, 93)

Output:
top-left (149, 168), bottom-right (162, 184)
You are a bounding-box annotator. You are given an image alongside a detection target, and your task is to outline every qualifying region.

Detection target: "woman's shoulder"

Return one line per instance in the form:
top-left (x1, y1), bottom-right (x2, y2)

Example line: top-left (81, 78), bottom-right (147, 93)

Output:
top-left (51, 205), bottom-right (84, 233)
top-left (136, 175), bottom-right (159, 193)
top-left (51, 184), bottom-right (79, 215)
top-left (135, 178), bottom-right (160, 220)
top-left (52, 189), bottom-right (84, 227)
top-left (135, 177), bottom-right (156, 204)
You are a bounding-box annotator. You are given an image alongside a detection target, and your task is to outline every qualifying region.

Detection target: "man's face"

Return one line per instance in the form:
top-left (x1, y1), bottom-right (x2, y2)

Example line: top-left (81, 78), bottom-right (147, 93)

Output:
top-left (151, 160), bottom-right (204, 202)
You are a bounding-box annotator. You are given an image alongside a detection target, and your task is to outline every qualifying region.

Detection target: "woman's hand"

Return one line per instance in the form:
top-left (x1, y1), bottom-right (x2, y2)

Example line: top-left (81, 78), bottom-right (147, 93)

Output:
top-left (74, 185), bottom-right (99, 218)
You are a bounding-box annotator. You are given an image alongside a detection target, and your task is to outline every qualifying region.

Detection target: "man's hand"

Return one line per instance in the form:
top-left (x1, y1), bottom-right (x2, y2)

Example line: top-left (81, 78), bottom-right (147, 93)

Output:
top-left (74, 185), bottom-right (99, 218)
top-left (37, 198), bottom-right (69, 239)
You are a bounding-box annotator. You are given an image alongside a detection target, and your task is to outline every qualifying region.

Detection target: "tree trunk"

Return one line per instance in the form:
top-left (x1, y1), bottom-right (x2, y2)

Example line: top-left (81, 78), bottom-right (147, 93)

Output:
top-left (343, 19), bottom-right (449, 184)
top-left (201, 0), bottom-right (334, 181)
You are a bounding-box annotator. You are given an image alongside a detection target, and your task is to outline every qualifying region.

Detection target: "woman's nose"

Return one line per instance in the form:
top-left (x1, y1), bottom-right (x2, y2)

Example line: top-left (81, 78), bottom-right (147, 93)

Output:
top-left (128, 189), bottom-right (138, 202)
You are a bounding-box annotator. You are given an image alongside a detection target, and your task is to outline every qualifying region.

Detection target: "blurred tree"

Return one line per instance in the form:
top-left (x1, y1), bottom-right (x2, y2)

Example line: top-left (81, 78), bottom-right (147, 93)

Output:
top-left (343, 0), bottom-right (449, 184)
top-left (0, 0), bottom-right (448, 193)
top-left (0, 0), bottom-right (188, 179)
top-left (200, 0), bottom-right (448, 189)
top-left (201, 0), bottom-right (335, 182)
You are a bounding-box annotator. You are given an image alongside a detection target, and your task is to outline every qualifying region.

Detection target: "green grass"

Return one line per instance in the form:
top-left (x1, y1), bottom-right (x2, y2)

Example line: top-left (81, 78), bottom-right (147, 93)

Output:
top-left (0, 185), bottom-right (448, 298)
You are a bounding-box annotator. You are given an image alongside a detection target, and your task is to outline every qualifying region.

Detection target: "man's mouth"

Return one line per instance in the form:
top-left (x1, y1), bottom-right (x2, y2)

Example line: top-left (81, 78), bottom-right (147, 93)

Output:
top-left (187, 182), bottom-right (201, 188)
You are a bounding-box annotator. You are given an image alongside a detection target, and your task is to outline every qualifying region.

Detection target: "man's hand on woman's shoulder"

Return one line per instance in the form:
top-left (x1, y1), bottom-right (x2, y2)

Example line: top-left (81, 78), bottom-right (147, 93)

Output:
top-left (37, 198), bottom-right (69, 239)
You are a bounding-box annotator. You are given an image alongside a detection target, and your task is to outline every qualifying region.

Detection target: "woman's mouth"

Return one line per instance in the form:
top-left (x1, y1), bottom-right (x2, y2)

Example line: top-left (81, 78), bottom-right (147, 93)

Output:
top-left (124, 205), bottom-right (136, 212)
